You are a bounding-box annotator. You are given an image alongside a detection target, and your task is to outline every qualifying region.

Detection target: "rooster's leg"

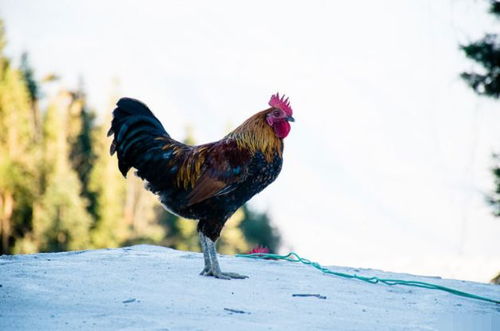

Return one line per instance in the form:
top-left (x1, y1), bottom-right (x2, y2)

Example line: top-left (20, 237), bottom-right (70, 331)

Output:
top-left (206, 236), bottom-right (248, 280)
top-left (198, 232), bottom-right (248, 280)
top-left (198, 231), bottom-right (211, 275)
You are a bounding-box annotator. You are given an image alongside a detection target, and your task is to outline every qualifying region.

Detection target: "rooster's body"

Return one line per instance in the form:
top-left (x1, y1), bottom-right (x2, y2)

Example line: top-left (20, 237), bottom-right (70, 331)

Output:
top-left (108, 94), bottom-right (294, 279)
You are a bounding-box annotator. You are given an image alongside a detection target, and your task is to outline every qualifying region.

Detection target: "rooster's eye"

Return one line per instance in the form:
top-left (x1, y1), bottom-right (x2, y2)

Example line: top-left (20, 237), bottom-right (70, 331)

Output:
top-left (273, 110), bottom-right (281, 116)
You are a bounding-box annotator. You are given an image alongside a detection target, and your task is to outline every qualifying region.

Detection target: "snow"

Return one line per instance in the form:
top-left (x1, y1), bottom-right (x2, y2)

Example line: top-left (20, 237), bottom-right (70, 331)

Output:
top-left (1, 245), bottom-right (499, 330)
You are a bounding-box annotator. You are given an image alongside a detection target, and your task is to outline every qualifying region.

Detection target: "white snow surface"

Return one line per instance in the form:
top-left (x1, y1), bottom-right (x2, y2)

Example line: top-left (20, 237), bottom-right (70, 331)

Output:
top-left (1, 245), bottom-right (499, 331)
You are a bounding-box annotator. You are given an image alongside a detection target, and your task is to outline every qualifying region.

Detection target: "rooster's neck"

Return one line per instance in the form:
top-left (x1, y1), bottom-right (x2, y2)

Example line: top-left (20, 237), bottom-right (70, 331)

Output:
top-left (226, 110), bottom-right (283, 162)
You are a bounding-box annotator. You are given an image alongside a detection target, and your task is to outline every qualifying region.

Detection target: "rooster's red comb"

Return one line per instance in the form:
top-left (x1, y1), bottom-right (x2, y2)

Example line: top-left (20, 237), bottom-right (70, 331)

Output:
top-left (269, 93), bottom-right (293, 116)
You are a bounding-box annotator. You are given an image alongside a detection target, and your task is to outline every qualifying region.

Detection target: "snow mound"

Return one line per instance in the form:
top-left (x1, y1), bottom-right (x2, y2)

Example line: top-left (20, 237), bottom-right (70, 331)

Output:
top-left (1, 245), bottom-right (499, 330)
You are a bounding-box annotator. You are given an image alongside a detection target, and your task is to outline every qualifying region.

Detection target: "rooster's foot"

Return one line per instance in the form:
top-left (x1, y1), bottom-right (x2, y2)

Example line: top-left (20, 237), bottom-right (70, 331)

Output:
top-left (198, 231), bottom-right (248, 280)
top-left (199, 267), bottom-right (210, 276)
top-left (202, 269), bottom-right (248, 280)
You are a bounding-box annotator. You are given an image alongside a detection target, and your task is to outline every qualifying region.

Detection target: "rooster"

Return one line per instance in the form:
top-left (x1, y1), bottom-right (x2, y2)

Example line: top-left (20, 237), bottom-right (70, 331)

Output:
top-left (108, 93), bottom-right (294, 279)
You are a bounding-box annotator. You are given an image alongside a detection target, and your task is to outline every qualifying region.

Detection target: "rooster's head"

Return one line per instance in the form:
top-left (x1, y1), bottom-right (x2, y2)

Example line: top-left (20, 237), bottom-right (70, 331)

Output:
top-left (266, 93), bottom-right (294, 139)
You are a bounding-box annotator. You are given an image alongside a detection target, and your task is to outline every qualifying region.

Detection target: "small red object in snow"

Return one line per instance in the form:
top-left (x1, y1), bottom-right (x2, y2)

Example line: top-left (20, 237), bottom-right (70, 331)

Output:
top-left (248, 246), bottom-right (270, 254)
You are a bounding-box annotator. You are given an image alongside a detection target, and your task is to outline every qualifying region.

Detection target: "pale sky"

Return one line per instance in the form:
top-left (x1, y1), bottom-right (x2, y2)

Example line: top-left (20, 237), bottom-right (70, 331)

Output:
top-left (1, 0), bottom-right (499, 282)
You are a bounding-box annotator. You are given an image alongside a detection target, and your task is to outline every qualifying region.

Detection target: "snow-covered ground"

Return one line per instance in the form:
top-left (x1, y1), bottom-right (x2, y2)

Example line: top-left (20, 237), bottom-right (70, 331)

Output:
top-left (1, 245), bottom-right (499, 330)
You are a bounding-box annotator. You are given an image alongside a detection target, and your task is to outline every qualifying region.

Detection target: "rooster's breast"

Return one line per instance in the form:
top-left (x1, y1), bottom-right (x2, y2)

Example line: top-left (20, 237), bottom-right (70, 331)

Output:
top-left (166, 151), bottom-right (283, 221)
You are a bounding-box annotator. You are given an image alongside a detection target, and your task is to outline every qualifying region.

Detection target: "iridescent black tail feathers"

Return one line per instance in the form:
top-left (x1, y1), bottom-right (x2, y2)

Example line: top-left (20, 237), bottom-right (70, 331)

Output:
top-left (108, 97), bottom-right (170, 177)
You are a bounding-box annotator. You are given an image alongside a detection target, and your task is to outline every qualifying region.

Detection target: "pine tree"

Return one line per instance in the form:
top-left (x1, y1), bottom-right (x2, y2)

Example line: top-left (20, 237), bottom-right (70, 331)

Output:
top-left (489, 154), bottom-right (500, 218)
top-left (67, 80), bottom-right (96, 203)
top-left (0, 19), bottom-right (37, 254)
top-left (32, 91), bottom-right (91, 252)
top-left (19, 52), bottom-right (38, 103)
top-left (19, 52), bottom-right (41, 142)
top-left (460, 2), bottom-right (500, 98)
top-left (87, 112), bottom-right (128, 248)
top-left (460, 2), bottom-right (500, 220)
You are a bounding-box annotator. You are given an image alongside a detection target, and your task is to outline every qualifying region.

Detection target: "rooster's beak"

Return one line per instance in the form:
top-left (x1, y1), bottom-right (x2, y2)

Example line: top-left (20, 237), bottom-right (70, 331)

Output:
top-left (286, 115), bottom-right (295, 122)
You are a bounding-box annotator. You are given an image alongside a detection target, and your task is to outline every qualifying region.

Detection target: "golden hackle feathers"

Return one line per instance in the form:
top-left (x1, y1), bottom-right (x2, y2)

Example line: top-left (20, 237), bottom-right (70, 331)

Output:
top-left (227, 109), bottom-right (283, 163)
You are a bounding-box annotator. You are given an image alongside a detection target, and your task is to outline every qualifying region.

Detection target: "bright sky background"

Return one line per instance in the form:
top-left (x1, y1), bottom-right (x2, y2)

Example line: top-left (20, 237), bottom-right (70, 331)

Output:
top-left (1, 0), bottom-right (499, 282)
